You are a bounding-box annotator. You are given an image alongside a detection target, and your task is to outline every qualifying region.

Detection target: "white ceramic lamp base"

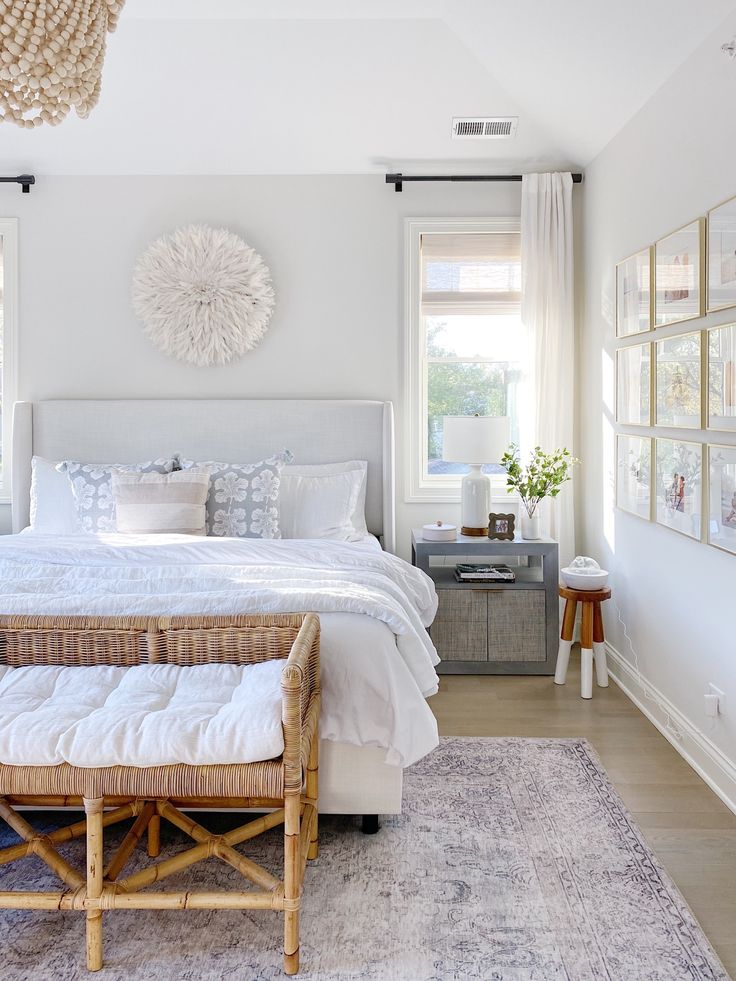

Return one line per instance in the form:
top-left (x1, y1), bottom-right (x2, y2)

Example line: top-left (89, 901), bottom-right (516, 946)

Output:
top-left (460, 465), bottom-right (491, 536)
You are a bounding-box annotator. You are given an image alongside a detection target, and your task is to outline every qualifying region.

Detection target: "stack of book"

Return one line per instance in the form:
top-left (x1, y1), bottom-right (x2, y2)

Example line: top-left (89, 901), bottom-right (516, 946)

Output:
top-left (454, 563), bottom-right (516, 583)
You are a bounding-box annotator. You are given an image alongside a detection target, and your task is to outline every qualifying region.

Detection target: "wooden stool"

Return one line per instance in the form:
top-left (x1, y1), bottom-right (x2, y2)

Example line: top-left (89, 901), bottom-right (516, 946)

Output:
top-left (554, 586), bottom-right (612, 699)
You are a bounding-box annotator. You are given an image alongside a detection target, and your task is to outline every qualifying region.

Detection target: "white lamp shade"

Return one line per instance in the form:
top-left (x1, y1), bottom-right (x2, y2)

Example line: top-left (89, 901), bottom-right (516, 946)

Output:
top-left (442, 416), bottom-right (510, 465)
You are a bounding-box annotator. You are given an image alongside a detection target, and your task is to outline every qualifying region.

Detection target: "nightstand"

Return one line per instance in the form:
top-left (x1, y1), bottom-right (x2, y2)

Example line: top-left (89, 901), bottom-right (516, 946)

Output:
top-left (411, 529), bottom-right (560, 675)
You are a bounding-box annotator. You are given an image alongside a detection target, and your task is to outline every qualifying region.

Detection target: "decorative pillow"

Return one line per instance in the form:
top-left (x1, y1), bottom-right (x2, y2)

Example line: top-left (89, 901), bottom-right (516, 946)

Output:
top-left (58, 458), bottom-right (176, 533)
top-left (177, 450), bottom-right (292, 538)
top-left (280, 461), bottom-right (368, 540)
top-left (29, 456), bottom-right (81, 534)
top-left (112, 471), bottom-right (210, 535)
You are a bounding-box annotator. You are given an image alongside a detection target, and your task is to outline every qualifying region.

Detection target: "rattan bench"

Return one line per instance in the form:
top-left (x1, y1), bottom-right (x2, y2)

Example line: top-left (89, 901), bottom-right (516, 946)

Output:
top-left (0, 612), bottom-right (320, 976)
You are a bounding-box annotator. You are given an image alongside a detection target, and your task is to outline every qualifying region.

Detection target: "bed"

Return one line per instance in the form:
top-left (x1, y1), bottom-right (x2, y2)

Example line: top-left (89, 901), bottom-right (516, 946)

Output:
top-left (4, 398), bottom-right (440, 818)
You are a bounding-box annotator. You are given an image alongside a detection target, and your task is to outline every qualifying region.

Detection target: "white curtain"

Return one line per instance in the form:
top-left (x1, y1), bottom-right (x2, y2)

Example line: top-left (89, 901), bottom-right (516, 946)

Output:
top-left (521, 172), bottom-right (576, 568)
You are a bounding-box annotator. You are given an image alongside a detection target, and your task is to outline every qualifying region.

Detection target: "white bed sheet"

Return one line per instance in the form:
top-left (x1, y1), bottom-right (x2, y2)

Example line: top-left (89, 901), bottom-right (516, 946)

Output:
top-left (0, 533), bottom-right (440, 767)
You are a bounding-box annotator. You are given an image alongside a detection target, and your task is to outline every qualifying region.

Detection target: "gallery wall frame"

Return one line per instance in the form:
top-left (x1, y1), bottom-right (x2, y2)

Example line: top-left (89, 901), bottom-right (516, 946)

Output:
top-left (615, 341), bottom-right (652, 426)
top-left (654, 329), bottom-right (704, 429)
top-left (654, 437), bottom-right (704, 542)
top-left (707, 194), bottom-right (736, 314)
top-left (707, 323), bottom-right (736, 433)
top-left (615, 433), bottom-right (653, 521)
top-left (654, 218), bottom-right (705, 328)
top-left (616, 246), bottom-right (653, 338)
top-left (707, 443), bottom-right (736, 556)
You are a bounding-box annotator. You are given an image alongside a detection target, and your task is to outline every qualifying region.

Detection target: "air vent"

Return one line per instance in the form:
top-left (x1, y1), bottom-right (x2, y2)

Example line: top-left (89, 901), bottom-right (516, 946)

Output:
top-left (452, 116), bottom-right (519, 139)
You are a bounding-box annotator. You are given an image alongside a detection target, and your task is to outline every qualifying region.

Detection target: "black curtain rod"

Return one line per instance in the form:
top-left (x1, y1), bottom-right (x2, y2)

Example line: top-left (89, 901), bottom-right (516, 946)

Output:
top-left (386, 172), bottom-right (583, 192)
top-left (0, 175), bottom-right (35, 194)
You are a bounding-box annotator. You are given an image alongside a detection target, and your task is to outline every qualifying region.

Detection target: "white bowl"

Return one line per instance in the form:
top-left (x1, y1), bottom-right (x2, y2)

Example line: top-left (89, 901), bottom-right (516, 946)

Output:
top-left (560, 567), bottom-right (609, 590)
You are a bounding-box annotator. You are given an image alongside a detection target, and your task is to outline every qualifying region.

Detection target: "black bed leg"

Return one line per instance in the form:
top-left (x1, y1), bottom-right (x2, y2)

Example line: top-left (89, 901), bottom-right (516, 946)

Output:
top-left (361, 814), bottom-right (380, 835)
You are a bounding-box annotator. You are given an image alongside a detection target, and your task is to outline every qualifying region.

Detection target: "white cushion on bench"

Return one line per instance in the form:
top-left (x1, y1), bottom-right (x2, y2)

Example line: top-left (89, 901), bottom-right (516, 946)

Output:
top-left (0, 660), bottom-right (285, 768)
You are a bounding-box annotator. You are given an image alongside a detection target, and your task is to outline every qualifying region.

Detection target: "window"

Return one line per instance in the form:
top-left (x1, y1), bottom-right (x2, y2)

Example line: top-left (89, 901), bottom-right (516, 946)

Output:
top-left (404, 218), bottom-right (524, 502)
top-left (0, 219), bottom-right (18, 501)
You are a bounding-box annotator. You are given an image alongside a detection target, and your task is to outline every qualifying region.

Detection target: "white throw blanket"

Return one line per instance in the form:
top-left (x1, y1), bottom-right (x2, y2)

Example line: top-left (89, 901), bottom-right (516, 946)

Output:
top-left (0, 533), bottom-right (440, 766)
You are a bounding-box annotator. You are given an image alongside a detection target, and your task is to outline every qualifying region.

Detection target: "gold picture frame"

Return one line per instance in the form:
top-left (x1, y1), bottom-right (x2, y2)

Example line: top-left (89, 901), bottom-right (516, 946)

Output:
top-left (707, 323), bottom-right (736, 433)
top-left (654, 437), bottom-right (703, 542)
top-left (707, 194), bottom-right (736, 313)
top-left (708, 443), bottom-right (736, 556)
top-left (616, 246), bottom-right (653, 338)
top-left (615, 341), bottom-right (652, 426)
top-left (654, 330), bottom-right (703, 429)
top-left (654, 218), bottom-right (705, 327)
top-left (615, 434), bottom-right (652, 521)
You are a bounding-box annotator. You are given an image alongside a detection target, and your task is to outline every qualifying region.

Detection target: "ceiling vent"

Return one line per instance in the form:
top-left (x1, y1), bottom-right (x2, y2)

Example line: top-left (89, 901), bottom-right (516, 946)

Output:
top-left (451, 116), bottom-right (519, 139)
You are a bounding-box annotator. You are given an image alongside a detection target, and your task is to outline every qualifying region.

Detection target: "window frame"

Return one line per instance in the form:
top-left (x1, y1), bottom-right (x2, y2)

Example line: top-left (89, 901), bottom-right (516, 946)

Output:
top-left (403, 216), bottom-right (521, 503)
top-left (0, 217), bottom-right (19, 503)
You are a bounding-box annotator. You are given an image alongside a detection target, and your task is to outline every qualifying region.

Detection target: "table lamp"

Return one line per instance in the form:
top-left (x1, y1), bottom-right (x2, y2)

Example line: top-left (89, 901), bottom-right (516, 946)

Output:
top-left (442, 415), bottom-right (511, 536)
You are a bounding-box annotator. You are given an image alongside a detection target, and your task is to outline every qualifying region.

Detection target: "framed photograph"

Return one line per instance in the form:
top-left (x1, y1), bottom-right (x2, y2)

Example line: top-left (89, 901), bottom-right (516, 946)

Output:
top-left (615, 435), bottom-right (651, 520)
top-left (654, 438), bottom-right (703, 541)
top-left (615, 342), bottom-right (651, 425)
top-left (707, 323), bottom-right (736, 432)
top-left (616, 247), bottom-right (652, 337)
top-left (707, 194), bottom-right (736, 312)
top-left (708, 444), bottom-right (736, 556)
top-left (654, 330), bottom-right (702, 428)
top-left (488, 513), bottom-right (515, 541)
top-left (655, 219), bottom-right (704, 326)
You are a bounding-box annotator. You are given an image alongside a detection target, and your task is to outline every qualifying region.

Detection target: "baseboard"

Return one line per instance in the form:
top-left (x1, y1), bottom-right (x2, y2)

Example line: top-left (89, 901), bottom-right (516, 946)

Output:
top-left (606, 642), bottom-right (736, 816)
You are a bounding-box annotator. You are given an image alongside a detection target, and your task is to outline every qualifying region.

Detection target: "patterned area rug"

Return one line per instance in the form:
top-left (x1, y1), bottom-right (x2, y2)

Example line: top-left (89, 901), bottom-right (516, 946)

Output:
top-left (0, 737), bottom-right (728, 980)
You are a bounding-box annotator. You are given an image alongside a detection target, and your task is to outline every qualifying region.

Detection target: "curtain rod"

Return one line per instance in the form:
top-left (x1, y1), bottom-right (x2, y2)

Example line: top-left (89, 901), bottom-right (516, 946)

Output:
top-left (385, 172), bottom-right (583, 192)
top-left (0, 175), bottom-right (35, 194)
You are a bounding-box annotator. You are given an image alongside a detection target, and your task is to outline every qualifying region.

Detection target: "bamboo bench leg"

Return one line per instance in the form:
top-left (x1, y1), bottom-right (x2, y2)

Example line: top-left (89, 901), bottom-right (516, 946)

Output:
top-left (84, 797), bottom-right (104, 972)
top-left (147, 812), bottom-right (161, 858)
top-left (284, 791), bottom-right (300, 975)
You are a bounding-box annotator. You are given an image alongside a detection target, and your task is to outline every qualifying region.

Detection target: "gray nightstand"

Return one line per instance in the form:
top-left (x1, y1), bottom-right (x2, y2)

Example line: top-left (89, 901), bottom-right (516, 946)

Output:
top-left (411, 529), bottom-right (560, 675)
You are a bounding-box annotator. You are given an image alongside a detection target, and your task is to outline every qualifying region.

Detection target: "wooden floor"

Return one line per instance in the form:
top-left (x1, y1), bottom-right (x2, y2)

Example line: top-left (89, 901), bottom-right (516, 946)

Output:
top-left (431, 655), bottom-right (736, 977)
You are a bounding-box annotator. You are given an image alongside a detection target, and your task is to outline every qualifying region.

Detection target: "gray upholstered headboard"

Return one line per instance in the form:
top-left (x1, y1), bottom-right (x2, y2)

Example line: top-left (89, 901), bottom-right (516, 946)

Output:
top-left (11, 399), bottom-right (395, 551)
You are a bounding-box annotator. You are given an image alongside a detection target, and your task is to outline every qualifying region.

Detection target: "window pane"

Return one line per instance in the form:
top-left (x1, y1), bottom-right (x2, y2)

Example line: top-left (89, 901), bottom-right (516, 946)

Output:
top-left (426, 314), bottom-right (523, 361)
top-left (427, 362), bottom-right (521, 475)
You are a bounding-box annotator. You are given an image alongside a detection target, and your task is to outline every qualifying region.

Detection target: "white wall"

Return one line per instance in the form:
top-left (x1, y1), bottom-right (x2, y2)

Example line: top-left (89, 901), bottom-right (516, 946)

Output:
top-left (2, 175), bottom-right (523, 552)
top-left (580, 14), bottom-right (736, 803)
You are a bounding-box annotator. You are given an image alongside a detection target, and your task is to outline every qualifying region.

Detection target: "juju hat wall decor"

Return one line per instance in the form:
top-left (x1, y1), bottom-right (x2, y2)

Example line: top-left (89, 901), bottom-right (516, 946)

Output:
top-left (132, 224), bottom-right (276, 368)
top-left (0, 1), bottom-right (125, 127)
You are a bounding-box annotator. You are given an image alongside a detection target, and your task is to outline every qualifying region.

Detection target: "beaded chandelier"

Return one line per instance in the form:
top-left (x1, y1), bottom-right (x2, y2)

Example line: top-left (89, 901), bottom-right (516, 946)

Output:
top-left (0, 0), bottom-right (125, 128)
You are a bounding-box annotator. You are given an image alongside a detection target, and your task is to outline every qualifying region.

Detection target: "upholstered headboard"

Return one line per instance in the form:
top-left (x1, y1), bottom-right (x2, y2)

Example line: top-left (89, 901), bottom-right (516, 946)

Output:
top-left (11, 399), bottom-right (396, 551)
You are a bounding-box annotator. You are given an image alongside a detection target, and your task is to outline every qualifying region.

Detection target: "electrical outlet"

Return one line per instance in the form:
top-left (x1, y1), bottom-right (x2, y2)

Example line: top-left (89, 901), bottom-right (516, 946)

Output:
top-left (706, 683), bottom-right (726, 717)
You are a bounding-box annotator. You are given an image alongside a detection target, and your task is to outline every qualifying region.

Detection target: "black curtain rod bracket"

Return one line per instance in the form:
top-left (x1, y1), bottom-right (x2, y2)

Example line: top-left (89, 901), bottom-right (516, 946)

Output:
top-left (386, 172), bottom-right (582, 192)
top-left (0, 174), bottom-right (35, 194)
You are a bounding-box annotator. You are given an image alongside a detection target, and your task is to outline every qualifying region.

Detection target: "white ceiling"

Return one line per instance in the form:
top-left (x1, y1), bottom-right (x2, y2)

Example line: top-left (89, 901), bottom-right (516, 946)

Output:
top-left (1, 0), bottom-right (734, 175)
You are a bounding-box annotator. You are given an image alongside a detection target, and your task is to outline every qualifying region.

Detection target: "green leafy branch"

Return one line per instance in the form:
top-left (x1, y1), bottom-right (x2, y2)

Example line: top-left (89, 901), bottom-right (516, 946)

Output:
top-left (501, 444), bottom-right (578, 517)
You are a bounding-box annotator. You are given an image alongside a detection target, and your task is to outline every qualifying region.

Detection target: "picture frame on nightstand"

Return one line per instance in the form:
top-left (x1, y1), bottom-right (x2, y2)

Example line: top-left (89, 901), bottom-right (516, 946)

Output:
top-left (488, 513), bottom-right (515, 540)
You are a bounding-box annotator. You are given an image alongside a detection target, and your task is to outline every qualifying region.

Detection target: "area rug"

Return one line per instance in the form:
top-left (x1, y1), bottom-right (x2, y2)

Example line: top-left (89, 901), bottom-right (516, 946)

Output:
top-left (0, 738), bottom-right (728, 980)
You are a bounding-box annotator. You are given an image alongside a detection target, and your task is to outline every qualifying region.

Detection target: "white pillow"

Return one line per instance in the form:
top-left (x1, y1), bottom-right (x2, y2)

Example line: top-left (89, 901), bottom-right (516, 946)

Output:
top-left (29, 456), bottom-right (80, 534)
top-left (280, 461), bottom-right (368, 540)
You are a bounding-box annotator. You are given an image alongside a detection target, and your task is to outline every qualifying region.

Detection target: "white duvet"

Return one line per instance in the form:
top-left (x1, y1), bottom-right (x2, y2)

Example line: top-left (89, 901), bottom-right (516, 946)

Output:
top-left (0, 533), bottom-right (440, 767)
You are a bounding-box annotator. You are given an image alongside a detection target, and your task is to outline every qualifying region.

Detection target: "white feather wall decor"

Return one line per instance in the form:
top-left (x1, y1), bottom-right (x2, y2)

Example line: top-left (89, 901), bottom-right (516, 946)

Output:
top-left (132, 224), bottom-right (275, 367)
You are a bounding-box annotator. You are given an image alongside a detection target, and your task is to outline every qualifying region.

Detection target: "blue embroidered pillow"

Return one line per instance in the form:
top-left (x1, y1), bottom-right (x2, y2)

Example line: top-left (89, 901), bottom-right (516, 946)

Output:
top-left (177, 450), bottom-right (293, 539)
top-left (58, 458), bottom-right (176, 533)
